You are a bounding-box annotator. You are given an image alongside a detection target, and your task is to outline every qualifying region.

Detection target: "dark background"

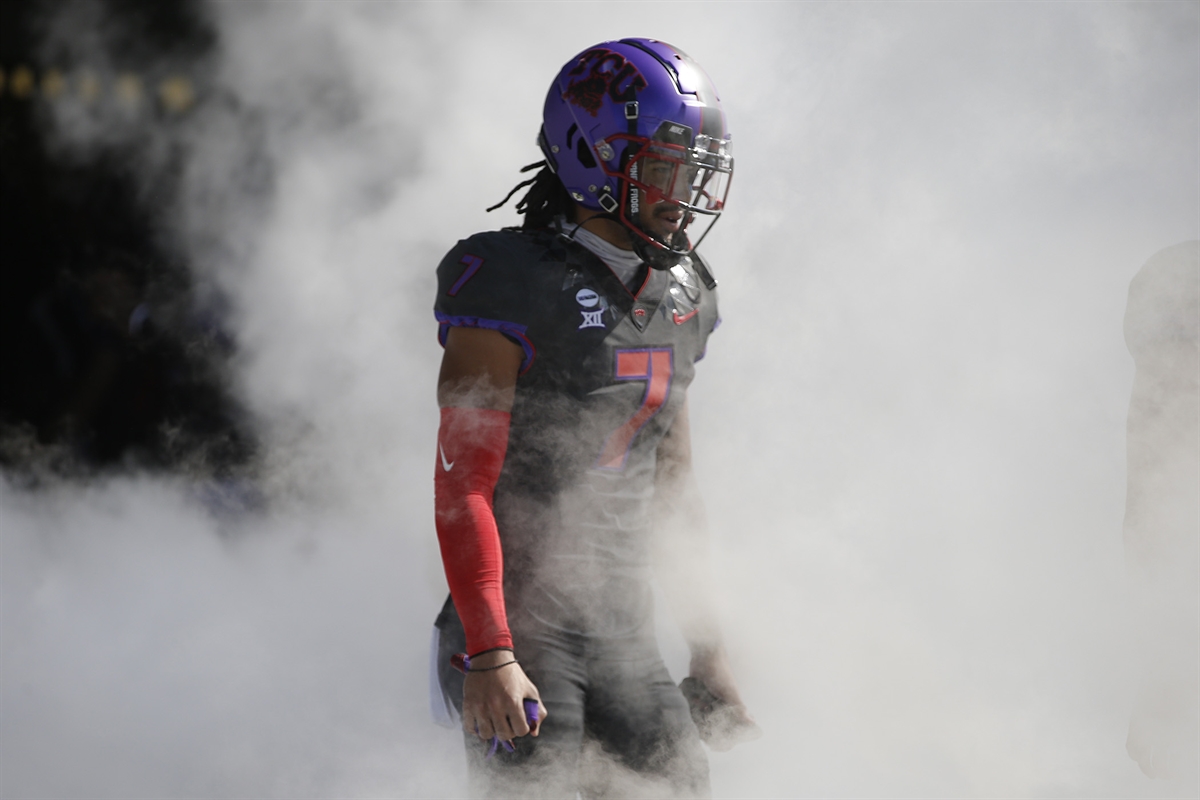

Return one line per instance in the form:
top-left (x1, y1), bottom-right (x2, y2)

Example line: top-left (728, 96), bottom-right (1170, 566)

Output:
top-left (0, 0), bottom-right (253, 477)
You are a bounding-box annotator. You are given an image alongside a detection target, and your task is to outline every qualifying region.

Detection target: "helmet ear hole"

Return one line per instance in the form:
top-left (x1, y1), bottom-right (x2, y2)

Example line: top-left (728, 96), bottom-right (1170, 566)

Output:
top-left (575, 137), bottom-right (597, 169)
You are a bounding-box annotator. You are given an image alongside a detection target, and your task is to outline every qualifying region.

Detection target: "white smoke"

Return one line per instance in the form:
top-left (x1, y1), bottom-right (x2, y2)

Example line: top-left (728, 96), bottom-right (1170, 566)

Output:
top-left (2, 1), bottom-right (1197, 797)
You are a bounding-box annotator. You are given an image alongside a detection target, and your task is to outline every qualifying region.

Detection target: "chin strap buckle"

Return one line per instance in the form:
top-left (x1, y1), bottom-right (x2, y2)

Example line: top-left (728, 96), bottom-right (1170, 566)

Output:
top-left (624, 101), bottom-right (639, 120)
top-left (598, 192), bottom-right (619, 213)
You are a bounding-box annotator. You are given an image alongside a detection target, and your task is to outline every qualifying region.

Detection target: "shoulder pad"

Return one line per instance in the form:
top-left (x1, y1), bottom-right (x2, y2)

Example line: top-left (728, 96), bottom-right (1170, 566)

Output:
top-left (676, 251), bottom-right (720, 348)
top-left (687, 250), bottom-right (718, 290)
top-left (435, 231), bottom-right (558, 306)
top-left (433, 230), bottom-right (565, 373)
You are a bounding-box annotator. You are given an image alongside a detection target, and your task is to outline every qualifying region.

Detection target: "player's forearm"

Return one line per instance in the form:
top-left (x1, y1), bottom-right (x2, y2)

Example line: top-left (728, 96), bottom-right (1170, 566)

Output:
top-left (664, 553), bottom-right (725, 655)
top-left (653, 398), bottom-right (727, 650)
top-left (434, 406), bottom-right (514, 655)
top-left (653, 469), bottom-right (725, 653)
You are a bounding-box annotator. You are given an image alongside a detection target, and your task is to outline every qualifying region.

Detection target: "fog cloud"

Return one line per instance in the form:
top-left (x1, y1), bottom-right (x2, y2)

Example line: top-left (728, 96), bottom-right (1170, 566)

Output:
top-left (2, 2), bottom-right (1197, 797)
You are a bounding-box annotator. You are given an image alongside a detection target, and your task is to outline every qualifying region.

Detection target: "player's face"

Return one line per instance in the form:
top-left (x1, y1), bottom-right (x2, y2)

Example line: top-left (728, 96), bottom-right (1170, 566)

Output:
top-left (636, 156), bottom-right (696, 242)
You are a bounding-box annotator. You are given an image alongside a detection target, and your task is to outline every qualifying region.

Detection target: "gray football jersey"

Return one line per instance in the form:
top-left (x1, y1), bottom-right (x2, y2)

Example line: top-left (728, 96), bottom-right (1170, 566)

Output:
top-left (434, 227), bottom-right (719, 635)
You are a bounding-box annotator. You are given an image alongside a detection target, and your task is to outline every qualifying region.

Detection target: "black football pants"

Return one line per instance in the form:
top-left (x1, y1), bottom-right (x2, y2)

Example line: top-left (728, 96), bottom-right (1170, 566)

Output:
top-left (435, 597), bottom-right (710, 799)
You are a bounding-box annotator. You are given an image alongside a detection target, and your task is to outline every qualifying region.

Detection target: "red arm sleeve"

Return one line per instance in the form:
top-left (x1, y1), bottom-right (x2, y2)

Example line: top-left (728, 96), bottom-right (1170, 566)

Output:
top-left (433, 406), bottom-right (513, 656)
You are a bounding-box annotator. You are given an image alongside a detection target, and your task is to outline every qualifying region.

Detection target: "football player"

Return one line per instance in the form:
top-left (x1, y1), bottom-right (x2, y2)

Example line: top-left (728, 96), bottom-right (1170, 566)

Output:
top-left (431, 38), bottom-right (754, 796)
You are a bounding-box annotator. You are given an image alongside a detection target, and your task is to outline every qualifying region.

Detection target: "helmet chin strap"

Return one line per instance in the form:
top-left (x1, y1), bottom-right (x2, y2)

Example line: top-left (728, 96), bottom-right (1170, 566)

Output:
top-left (629, 208), bottom-right (694, 270)
top-left (563, 211), bottom-right (626, 244)
top-left (619, 186), bottom-right (692, 269)
top-left (632, 233), bottom-right (687, 270)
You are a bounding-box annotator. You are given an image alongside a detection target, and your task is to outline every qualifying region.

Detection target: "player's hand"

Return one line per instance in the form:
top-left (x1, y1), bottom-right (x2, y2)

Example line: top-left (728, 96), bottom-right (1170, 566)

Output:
top-left (688, 646), bottom-right (760, 751)
top-left (461, 650), bottom-right (547, 744)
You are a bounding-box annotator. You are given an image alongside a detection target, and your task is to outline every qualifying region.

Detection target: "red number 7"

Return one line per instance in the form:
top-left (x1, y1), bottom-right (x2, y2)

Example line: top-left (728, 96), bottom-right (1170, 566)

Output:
top-left (595, 348), bottom-right (674, 471)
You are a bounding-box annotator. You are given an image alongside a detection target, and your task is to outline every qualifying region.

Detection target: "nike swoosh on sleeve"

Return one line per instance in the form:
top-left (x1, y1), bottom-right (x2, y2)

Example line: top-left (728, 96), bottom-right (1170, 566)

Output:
top-left (672, 309), bottom-right (698, 324)
top-left (439, 443), bottom-right (455, 471)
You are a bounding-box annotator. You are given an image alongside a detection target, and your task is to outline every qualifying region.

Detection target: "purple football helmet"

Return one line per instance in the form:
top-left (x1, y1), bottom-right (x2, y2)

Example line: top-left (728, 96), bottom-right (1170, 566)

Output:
top-left (540, 38), bottom-right (733, 262)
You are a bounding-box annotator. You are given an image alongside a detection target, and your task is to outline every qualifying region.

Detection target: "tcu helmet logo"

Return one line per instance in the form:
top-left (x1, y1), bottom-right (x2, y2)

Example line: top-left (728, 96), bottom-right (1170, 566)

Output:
top-left (563, 49), bottom-right (647, 116)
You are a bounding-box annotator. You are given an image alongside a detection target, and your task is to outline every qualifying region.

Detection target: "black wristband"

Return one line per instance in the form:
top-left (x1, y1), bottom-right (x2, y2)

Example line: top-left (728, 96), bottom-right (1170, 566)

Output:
top-left (468, 660), bottom-right (519, 673)
top-left (468, 646), bottom-right (514, 659)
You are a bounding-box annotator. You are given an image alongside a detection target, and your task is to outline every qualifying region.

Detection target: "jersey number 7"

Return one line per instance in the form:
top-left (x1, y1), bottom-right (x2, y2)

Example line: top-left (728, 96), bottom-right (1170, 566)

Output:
top-left (595, 347), bottom-right (674, 471)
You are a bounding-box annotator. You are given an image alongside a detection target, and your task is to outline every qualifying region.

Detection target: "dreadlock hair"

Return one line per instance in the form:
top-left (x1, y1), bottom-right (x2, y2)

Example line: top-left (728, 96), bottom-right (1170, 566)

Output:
top-left (487, 161), bottom-right (573, 230)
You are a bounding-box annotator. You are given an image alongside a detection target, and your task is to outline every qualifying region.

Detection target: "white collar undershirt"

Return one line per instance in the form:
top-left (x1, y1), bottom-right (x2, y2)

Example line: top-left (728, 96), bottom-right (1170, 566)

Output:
top-left (557, 217), bottom-right (644, 289)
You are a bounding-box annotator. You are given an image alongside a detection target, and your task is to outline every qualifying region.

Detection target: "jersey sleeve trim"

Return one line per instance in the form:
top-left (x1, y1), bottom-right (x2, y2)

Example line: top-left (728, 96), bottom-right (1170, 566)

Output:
top-left (435, 311), bottom-right (536, 374)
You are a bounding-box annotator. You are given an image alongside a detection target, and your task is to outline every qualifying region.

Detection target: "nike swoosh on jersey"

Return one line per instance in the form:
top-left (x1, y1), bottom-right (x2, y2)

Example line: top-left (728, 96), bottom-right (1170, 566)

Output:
top-left (439, 443), bottom-right (454, 471)
top-left (672, 308), bottom-right (698, 324)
